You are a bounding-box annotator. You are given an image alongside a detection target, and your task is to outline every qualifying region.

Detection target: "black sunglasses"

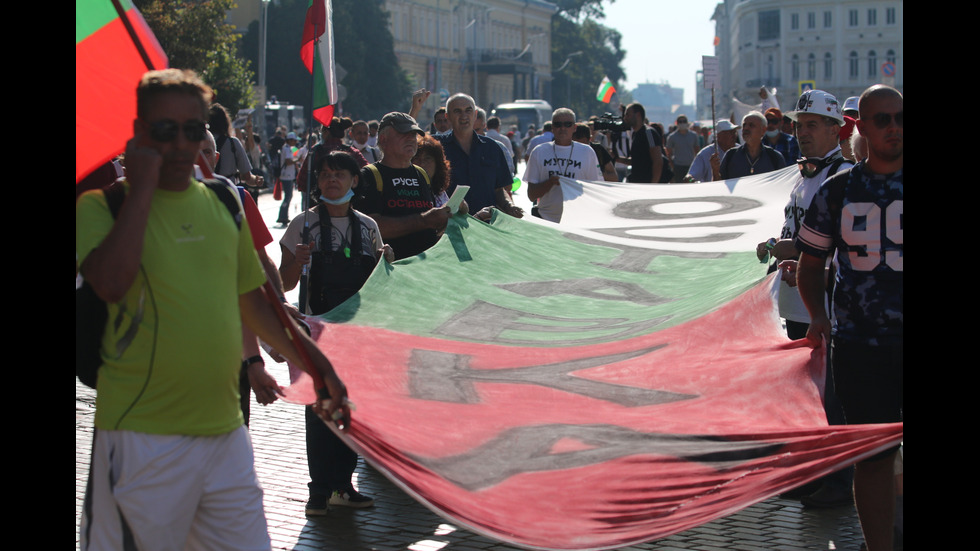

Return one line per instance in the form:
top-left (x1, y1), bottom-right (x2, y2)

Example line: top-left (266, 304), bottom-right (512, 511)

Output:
top-left (552, 121), bottom-right (575, 128)
top-left (870, 111), bottom-right (903, 129)
top-left (148, 119), bottom-right (208, 143)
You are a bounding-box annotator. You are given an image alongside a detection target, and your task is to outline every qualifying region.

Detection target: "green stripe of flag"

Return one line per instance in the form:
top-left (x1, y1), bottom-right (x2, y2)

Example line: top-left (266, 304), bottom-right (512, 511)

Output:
top-left (324, 213), bottom-right (761, 345)
top-left (76, 0), bottom-right (133, 44)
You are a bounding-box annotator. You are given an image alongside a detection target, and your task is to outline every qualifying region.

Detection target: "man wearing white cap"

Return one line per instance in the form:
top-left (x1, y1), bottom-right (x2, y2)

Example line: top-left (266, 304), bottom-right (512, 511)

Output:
top-left (842, 96), bottom-right (860, 119)
top-left (685, 120), bottom-right (739, 182)
top-left (759, 89), bottom-right (855, 509)
top-left (758, 89), bottom-right (853, 335)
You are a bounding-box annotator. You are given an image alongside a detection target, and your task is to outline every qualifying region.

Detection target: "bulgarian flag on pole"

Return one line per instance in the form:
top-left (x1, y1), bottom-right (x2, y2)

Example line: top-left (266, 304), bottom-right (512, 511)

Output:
top-left (301, 0), bottom-right (338, 125)
top-left (595, 76), bottom-right (616, 103)
top-left (76, 0), bottom-right (168, 183)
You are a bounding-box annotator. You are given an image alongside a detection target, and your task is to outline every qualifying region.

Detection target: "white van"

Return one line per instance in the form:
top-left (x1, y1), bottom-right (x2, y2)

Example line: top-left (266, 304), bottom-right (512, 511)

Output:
top-left (491, 100), bottom-right (553, 134)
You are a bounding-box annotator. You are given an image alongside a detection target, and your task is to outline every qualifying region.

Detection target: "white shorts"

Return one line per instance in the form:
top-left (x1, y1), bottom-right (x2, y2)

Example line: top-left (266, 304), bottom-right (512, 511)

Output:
top-left (80, 426), bottom-right (270, 551)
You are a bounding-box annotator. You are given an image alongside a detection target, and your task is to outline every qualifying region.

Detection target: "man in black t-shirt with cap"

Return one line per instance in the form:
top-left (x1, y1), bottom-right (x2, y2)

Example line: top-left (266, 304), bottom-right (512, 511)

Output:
top-left (354, 112), bottom-right (451, 260)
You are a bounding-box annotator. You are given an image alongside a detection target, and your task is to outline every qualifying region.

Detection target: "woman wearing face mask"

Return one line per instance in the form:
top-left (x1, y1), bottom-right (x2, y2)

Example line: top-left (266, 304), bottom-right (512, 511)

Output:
top-left (277, 150), bottom-right (392, 515)
top-left (279, 150), bottom-right (393, 315)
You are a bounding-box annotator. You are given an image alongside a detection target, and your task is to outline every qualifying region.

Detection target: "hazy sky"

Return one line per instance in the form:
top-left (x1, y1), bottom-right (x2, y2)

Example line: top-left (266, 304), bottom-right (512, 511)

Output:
top-left (602, 0), bottom-right (720, 105)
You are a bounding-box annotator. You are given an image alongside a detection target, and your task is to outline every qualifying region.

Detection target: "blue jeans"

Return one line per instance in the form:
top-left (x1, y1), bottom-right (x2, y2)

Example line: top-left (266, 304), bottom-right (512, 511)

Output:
top-left (278, 180), bottom-right (295, 222)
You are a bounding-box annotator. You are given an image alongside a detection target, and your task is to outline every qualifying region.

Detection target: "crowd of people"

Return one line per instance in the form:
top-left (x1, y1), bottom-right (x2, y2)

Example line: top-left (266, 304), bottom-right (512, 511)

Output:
top-left (76, 66), bottom-right (901, 550)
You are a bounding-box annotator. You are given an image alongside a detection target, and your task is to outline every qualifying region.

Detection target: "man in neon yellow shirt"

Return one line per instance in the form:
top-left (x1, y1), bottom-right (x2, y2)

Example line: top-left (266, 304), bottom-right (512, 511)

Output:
top-left (77, 69), bottom-right (350, 550)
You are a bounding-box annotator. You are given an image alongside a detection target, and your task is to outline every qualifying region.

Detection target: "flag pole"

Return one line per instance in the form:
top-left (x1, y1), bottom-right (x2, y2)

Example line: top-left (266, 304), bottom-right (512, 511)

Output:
top-left (298, 18), bottom-right (319, 315)
top-left (711, 87), bottom-right (717, 156)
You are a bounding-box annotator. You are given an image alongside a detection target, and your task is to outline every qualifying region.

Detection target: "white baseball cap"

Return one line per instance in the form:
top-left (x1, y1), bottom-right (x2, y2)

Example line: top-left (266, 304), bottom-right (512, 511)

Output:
top-left (715, 120), bottom-right (739, 132)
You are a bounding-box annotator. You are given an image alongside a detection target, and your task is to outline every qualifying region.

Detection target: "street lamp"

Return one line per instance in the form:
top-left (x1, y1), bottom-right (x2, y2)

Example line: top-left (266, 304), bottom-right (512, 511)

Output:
top-left (466, 8), bottom-right (495, 105)
top-left (258, 0), bottom-right (271, 135)
top-left (558, 51), bottom-right (583, 109)
top-left (556, 51), bottom-right (583, 73)
top-left (465, 18), bottom-right (477, 103)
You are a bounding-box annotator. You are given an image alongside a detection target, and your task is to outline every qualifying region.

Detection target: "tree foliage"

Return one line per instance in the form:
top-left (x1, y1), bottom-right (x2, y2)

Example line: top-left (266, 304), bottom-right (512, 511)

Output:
top-left (551, 0), bottom-right (611, 23)
top-left (134, 0), bottom-right (255, 113)
top-left (550, 1), bottom-right (626, 119)
top-left (242, 0), bottom-right (412, 124)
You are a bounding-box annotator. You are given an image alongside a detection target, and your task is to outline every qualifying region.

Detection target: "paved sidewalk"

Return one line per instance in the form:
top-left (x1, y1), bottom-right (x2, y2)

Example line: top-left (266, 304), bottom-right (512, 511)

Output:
top-left (75, 191), bottom-right (866, 550)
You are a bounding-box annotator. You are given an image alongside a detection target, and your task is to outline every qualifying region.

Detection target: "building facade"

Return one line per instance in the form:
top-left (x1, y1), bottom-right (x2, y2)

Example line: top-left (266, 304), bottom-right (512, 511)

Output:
top-left (711, 0), bottom-right (903, 117)
top-left (383, 0), bottom-right (557, 125)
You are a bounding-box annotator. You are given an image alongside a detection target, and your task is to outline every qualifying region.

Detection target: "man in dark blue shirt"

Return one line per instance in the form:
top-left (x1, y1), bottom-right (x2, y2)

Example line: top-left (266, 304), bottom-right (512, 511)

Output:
top-left (436, 93), bottom-right (523, 218)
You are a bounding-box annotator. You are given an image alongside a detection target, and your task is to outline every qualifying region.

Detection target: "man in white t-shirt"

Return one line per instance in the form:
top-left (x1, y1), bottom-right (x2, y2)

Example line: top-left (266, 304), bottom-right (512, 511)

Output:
top-left (277, 132), bottom-right (300, 224)
top-left (523, 108), bottom-right (601, 223)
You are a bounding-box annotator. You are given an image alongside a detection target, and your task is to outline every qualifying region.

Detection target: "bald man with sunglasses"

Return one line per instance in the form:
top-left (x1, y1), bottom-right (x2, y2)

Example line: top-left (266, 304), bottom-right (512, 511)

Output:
top-left (795, 85), bottom-right (903, 551)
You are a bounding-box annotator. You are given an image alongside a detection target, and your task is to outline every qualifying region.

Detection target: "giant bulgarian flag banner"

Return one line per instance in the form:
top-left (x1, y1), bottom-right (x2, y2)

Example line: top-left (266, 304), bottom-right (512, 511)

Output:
top-left (284, 166), bottom-right (902, 550)
top-left (76, 0), bottom-right (168, 183)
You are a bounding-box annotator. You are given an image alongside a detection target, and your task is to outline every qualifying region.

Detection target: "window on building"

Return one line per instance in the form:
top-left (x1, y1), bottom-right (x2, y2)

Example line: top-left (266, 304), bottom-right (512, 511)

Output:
top-left (868, 50), bottom-right (877, 77)
top-left (848, 9), bottom-right (858, 27)
top-left (824, 11), bottom-right (832, 28)
top-left (886, 7), bottom-right (896, 25)
top-left (807, 12), bottom-right (816, 29)
top-left (849, 51), bottom-right (859, 79)
top-left (792, 54), bottom-right (800, 80)
top-left (887, 49), bottom-right (896, 64)
top-left (758, 10), bottom-right (780, 41)
top-left (807, 53), bottom-right (816, 80)
top-left (824, 52), bottom-right (833, 80)
top-left (868, 8), bottom-right (877, 26)
top-left (791, 13), bottom-right (799, 30)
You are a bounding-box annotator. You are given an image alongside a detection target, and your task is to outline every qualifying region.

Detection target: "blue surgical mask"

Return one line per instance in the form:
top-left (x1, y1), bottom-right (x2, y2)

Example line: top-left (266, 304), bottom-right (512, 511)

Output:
top-left (319, 189), bottom-right (354, 205)
top-left (765, 130), bottom-right (780, 138)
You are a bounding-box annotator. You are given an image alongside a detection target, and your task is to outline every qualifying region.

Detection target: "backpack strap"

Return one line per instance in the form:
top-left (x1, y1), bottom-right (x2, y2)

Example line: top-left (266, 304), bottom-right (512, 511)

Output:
top-left (215, 136), bottom-right (241, 181)
top-left (200, 178), bottom-right (243, 229)
top-left (412, 164), bottom-right (431, 188)
top-left (366, 164), bottom-right (383, 192)
top-left (103, 179), bottom-right (127, 218)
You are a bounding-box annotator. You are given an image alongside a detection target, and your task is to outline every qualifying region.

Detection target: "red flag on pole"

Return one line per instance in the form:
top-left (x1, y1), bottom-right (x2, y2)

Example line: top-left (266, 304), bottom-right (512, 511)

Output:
top-left (76, 0), bottom-right (168, 184)
top-left (301, 0), bottom-right (337, 125)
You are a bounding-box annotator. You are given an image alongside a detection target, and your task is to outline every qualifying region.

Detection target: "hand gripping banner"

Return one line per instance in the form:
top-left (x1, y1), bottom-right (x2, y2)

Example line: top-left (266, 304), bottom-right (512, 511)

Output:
top-left (284, 166), bottom-right (902, 550)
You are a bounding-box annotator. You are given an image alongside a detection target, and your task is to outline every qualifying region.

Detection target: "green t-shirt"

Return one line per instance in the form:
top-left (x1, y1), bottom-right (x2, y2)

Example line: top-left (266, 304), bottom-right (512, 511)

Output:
top-left (76, 179), bottom-right (266, 435)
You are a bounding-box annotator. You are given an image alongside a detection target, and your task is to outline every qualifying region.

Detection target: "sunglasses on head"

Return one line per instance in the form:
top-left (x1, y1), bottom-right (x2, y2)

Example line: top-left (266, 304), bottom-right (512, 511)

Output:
top-left (148, 119), bottom-right (208, 143)
top-left (870, 111), bottom-right (903, 129)
top-left (552, 121), bottom-right (575, 128)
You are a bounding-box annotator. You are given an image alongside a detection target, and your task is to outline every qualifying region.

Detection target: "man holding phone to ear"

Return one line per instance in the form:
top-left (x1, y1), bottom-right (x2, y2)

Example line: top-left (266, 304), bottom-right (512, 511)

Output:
top-left (77, 69), bottom-right (349, 550)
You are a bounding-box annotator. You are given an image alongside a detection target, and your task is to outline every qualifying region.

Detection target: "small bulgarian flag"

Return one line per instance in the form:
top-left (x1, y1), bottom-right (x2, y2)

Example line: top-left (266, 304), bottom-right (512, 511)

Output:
top-left (595, 76), bottom-right (616, 103)
top-left (76, 0), bottom-right (168, 183)
top-left (301, 0), bottom-right (338, 126)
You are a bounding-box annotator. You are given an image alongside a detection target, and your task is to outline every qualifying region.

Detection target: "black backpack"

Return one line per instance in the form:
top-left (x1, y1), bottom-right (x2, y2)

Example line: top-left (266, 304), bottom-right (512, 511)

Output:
top-left (75, 179), bottom-right (242, 389)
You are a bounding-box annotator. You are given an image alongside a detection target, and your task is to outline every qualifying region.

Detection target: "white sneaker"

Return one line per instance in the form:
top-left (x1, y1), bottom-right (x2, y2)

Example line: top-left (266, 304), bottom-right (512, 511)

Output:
top-left (328, 488), bottom-right (374, 508)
